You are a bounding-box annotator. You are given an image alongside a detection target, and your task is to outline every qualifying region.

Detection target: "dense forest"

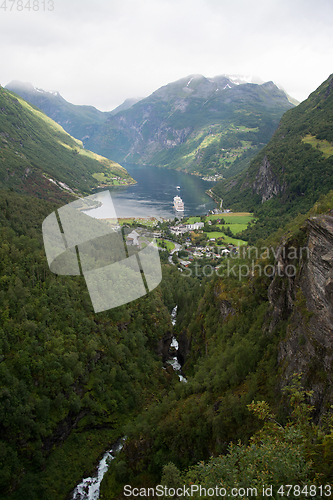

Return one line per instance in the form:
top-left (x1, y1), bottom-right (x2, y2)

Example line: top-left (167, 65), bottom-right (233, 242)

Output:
top-left (0, 189), bottom-right (180, 498)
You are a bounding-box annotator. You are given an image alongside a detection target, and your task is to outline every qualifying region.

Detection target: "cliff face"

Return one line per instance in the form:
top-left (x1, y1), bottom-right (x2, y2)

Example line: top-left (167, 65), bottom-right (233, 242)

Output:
top-left (252, 155), bottom-right (285, 203)
top-left (177, 213), bottom-right (333, 420)
top-left (269, 214), bottom-right (333, 420)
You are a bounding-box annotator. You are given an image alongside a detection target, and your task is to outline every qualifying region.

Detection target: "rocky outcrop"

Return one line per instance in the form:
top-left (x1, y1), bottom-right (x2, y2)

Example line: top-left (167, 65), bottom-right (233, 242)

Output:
top-left (156, 330), bottom-right (173, 362)
top-left (252, 155), bottom-right (284, 203)
top-left (219, 299), bottom-right (235, 320)
top-left (268, 215), bottom-right (333, 421)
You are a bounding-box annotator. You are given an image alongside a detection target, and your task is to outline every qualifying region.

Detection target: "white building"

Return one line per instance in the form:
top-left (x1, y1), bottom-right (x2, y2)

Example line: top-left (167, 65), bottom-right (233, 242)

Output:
top-left (186, 222), bottom-right (204, 230)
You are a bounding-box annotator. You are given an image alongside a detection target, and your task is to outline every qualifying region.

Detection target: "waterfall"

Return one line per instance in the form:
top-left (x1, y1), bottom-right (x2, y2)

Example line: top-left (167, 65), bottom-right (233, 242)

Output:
top-left (168, 306), bottom-right (187, 383)
top-left (72, 437), bottom-right (126, 500)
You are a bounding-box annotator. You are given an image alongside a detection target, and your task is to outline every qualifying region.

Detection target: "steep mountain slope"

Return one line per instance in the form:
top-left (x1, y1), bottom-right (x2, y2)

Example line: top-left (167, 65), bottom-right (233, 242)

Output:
top-left (212, 73), bottom-right (333, 240)
top-left (0, 86), bottom-right (134, 201)
top-left (5, 81), bottom-right (142, 141)
top-left (5, 80), bottom-right (109, 142)
top-left (0, 188), bottom-right (174, 499)
top-left (83, 74), bottom-right (295, 178)
top-left (98, 192), bottom-right (333, 496)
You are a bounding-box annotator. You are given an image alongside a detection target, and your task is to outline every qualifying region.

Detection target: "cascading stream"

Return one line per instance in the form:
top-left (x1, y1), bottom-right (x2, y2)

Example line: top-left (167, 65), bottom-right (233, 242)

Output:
top-left (168, 306), bottom-right (187, 383)
top-left (72, 437), bottom-right (126, 500)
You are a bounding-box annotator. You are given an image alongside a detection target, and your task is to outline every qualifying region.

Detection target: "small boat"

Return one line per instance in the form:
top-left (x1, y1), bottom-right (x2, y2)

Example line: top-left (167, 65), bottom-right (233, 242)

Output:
top-left (173, 196), bottom-right (184, 211)
top-left (176, 186), bottom-right (180, 190)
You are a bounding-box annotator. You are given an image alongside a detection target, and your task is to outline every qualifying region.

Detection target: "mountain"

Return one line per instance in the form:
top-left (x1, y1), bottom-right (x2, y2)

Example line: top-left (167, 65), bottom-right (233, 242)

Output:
top-left (5, 80), bottom-right (142, 142)
top-left (6, 76), bottom-right (297, 181)
top-left (212, 73), bottom-right (333, 241)
top-left (108, 97), bottom-right (143, 116)
top-left (5, 80), bottom-right (109, 142)
top-left (83, 74), bottom-right (296, 178)
top-left (0, 85), bottom-right (135, 202)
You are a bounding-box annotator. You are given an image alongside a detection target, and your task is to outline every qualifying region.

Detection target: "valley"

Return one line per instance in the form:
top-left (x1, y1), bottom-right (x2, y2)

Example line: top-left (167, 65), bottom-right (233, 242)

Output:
top-left (1, 73), bottom-right (333, 499)
top-left (6, 75), bottom-right (296, 182)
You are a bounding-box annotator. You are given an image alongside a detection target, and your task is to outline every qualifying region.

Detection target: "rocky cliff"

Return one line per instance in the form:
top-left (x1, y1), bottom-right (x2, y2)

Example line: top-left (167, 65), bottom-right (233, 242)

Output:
top-left (175, 213), bottom-right (333, 421)
top-left (252, 155), bottom-right (285, 203)
top-left (269, 214), bottom-right (333, 421)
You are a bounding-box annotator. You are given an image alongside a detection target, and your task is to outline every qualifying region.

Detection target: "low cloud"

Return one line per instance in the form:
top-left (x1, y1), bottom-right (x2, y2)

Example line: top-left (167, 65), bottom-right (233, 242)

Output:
top-left (1, 0), bottom-right (333, 110)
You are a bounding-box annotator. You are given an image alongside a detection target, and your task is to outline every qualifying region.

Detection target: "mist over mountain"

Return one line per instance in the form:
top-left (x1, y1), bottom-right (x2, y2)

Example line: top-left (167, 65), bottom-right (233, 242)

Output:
top-left (108, 97), bottom-right (144, 116)
top-left (5, 80), bottom-right (142, 143)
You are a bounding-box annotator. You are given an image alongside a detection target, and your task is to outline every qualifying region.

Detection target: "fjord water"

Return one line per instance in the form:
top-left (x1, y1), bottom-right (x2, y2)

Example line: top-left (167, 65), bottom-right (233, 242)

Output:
top-left (97, 163), bottom-right (217, 218)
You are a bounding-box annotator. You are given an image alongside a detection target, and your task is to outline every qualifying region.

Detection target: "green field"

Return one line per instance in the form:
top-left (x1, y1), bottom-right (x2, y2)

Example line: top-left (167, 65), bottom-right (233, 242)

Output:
top-left (302, 134), bottom-right (333, 158)
top-left (206, 233), bottom-right (247, 245)
top-left (187, 213), bottom-right (255, 224)
top-left (186, 213), bottom-right (255, 244)
top-left (216, 223), bottom-right (248, 233)
top-left (117, 218), bottom-right (157, 227)
top-left (157, 239), bottom-right (175, 251)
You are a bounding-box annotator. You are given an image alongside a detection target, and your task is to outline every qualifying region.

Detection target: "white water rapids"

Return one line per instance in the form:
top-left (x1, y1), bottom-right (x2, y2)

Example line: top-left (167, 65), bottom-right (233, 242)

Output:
top-left (72, 438), bottom-right (125, 500)
top-left (168, 306), bottom-right (187, 383)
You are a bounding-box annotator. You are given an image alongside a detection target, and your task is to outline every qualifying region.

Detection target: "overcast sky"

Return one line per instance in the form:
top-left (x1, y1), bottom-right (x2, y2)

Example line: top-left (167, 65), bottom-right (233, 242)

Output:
top-left (1, 0), bottom-right (333, 111)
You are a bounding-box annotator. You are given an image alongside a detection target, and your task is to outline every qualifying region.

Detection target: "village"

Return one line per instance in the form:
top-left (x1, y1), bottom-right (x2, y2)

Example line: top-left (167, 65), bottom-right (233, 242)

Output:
top-left (116, 210), bottom-right (253, 272)
top-left (155, 215), bottom-right (240, 269)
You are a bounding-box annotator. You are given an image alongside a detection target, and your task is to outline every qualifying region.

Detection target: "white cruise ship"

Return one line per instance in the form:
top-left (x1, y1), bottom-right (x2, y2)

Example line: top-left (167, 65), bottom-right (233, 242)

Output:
top-left (173, 196), bottom-right (184, 212)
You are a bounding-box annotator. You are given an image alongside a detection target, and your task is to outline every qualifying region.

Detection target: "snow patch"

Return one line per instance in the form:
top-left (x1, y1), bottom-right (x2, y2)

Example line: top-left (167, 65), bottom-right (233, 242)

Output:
top-left (227, 75), bottom-right (254, 85)
top-left (224, 74), bottom-right (264, 86)
top-left (34, 86), bottom-right (59, 96)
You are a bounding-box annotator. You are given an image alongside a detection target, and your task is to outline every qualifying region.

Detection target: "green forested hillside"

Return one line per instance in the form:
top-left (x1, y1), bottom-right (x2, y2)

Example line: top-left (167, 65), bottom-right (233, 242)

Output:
top-left (212, 73), bottom-right (333, 241)
top-left (0, 86), bottom-right (134, 201)
top-left (0, 189), bottom-right (179, 499)
top-left (2, 186), bottom-right (333, 499)
top-left (5, 80), bottom-right (110, 142)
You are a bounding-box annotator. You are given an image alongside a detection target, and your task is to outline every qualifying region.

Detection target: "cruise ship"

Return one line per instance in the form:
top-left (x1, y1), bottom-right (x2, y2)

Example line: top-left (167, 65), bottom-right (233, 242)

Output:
top-left (173, 195), bottom-right (184, 212)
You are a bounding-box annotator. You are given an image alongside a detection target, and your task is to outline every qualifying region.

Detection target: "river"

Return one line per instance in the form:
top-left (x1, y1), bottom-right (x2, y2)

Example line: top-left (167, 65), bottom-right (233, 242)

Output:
top-left (93, 163), bottom-right (217, 218)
